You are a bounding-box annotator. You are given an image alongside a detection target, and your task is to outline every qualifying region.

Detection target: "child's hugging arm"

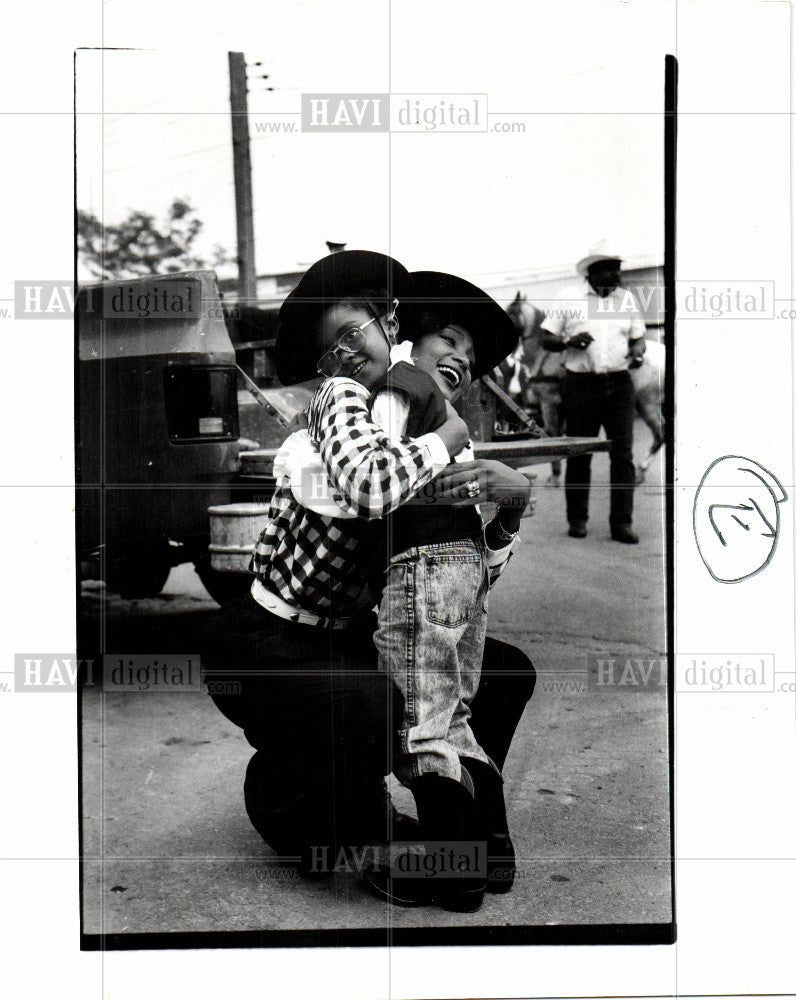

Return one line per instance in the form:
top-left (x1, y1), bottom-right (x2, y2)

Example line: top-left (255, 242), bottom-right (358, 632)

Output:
top-left (282, 381), bottom-right (408, 518)
top-left (307, 377), bottom-right (450, 520)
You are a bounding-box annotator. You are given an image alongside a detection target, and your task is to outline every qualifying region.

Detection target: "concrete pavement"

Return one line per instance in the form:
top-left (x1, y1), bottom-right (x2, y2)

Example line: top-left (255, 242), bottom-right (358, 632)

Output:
top-left (81, 422), bottom-right (671, 936)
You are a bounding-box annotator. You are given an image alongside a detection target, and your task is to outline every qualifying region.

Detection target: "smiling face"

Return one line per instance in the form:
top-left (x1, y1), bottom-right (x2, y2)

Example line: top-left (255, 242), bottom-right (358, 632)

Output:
top-left (315, 301), bottom-right (393, 390)
top-left (409, 324), bottom-right (475, 402)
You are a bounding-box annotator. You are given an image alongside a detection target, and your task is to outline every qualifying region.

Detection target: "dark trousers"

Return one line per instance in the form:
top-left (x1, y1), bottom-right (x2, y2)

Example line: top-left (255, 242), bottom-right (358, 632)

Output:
top-left (202, 594), bottom-right (536, 854)
top-left (562, 369), bottom-right (635, 528)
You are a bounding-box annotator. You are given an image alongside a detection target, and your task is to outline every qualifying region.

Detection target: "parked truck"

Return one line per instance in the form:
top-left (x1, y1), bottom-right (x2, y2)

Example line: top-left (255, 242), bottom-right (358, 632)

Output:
top-left (77, 271), bottom-right (254, 603)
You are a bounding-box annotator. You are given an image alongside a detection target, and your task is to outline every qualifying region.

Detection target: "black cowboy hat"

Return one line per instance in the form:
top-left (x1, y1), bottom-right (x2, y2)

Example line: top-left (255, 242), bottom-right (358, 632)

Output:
top-left (401, 271), bottom-right (518, 380)
top-left (274, 250), bottom-right (410, 386)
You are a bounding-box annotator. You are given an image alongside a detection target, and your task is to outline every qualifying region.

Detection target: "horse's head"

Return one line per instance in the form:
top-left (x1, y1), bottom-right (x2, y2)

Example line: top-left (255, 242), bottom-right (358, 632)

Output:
top-left (506, 291), bottom-right (544, 341)
top-left (504, 290), bottom-right (560, 373)
top-left (506, 291), bottom-right (531, 336)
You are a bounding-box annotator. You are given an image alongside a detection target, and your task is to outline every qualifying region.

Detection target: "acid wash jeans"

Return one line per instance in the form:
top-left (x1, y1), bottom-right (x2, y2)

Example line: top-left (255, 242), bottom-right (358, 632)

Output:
top-left (373, 538), bottom-right (496, 787)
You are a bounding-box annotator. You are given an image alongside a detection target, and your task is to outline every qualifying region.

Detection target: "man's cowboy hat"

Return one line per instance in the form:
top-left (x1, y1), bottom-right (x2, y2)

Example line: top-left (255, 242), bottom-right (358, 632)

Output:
top-left (274, 250), bottom-right (410, 386)
top-left (401, 271), bottom-right (518, 380)
top-left (575, 253), bottom-right (624, 278)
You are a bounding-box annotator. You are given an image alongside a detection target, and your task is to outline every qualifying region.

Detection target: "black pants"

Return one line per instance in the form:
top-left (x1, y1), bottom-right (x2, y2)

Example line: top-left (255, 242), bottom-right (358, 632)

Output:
top-left (202, 594), bottom-right (536, 854)
top-left (562, 369), bottom-right (635, 528)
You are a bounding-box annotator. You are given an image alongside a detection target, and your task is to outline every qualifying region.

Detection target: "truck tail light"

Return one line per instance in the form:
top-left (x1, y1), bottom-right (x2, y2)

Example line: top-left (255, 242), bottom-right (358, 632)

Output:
top-left (164, 366), bottom-right (239, 442)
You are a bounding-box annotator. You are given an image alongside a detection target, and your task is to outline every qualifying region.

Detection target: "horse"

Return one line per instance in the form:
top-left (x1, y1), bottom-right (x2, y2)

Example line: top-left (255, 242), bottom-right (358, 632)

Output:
top-left (505, 291), bottom-right (665, 484)
top-left (629, 337), bottom-right (665, 482)
top-left (505, 292), bottom-right (567, 483)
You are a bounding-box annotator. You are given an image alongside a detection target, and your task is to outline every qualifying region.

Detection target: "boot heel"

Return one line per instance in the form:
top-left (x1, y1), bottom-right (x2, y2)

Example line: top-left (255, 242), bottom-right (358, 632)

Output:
top-left (460, 758), bottom-right (517, 894)
top-left (486, 833), bottom-right (516, 894)
top-left (403, 773), bottom-right (487, 913)
top-left (439, 883), bottom-right (486, 913)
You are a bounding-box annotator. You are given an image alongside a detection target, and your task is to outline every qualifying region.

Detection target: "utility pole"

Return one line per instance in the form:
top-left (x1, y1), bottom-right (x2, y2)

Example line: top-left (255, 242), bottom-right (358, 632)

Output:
top-left (228, 51), bottom-right (256, 303)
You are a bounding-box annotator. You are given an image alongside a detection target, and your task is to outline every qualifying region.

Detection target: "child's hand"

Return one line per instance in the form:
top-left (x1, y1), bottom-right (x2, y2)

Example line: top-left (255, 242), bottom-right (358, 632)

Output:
top-left (486, 461), bottom-right (532, 516)
top-left (436, 402), bottom-right (470, 459)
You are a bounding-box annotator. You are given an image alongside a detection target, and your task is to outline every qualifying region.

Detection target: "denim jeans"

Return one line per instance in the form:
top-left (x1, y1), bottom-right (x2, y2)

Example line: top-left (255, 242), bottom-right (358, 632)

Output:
top-left (373, 539), bottom-right (494, 786)
top-left (201, 593), bottom-right (536, 854)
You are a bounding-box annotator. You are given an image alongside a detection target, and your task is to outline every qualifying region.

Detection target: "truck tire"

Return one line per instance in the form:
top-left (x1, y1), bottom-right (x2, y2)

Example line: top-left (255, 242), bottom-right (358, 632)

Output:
top-left (193, 555), bottom-right (253, 606)
top-left (105, 542), bottom-right (172, 599)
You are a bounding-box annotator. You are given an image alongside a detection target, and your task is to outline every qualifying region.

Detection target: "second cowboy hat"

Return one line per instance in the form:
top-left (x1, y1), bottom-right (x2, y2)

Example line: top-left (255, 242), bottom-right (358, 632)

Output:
top-left (401, 271), bottom-right (518, 380)
top-left (575, 252), bottom-right (624, 278)
top-left (274, 250), bottom-right (410, 386)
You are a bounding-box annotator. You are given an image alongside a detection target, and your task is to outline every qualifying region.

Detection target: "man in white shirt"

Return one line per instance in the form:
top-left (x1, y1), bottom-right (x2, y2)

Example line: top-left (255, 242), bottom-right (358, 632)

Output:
top-left (540, 253), bottom-right (646, 543)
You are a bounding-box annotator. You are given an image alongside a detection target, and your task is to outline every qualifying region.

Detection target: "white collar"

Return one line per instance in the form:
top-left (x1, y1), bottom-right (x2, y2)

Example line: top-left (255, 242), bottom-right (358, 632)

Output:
top-left (389, 340), bottom-right (415, 366)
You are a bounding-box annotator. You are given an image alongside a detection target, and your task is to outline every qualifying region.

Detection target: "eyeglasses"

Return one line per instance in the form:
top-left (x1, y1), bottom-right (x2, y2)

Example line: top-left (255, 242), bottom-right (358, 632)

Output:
top-left (317, 300), bottom-right (398, 378)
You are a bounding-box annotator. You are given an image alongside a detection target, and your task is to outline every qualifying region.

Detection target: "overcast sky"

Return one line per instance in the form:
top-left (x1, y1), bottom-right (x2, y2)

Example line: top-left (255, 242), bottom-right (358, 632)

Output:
top-left (75, 0), bottom-right (673, 281)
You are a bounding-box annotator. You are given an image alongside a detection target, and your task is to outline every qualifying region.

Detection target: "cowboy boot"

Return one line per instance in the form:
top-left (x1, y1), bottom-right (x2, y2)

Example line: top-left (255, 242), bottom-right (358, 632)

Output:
top-left (460, 757), bottom-right (516, 894)
top-left (363, 770), bottom-right (487, 912)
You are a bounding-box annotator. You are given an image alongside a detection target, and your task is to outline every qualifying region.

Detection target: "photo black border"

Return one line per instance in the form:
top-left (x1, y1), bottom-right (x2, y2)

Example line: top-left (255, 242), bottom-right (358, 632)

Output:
top-left (76, 52), bottom-right (677, 952)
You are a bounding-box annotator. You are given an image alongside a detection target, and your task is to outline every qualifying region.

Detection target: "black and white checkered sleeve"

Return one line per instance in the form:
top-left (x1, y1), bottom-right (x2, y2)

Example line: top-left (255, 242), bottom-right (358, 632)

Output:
top-left (308, 378), bottom-right (439, 520)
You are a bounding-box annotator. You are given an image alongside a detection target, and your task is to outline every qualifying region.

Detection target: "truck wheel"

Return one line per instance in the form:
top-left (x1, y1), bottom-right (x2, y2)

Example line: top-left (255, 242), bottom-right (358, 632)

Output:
top-left (193, 556), bottom-right (253, 606)
top-left (105, 542), bottom-right (172, 599)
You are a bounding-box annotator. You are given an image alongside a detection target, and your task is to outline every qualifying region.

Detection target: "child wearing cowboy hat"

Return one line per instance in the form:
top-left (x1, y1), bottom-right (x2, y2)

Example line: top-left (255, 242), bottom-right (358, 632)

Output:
top-left (280, 269), bottom-right (530, 912)
top-left (256, 250), bottom-right (471, 626)
top-left (233, 251), bottom-right (471, 876)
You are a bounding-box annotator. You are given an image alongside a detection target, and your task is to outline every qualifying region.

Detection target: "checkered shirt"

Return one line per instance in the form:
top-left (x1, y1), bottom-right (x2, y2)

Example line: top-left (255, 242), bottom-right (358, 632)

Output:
top-left (250, 377), bottom-right (441, 621)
